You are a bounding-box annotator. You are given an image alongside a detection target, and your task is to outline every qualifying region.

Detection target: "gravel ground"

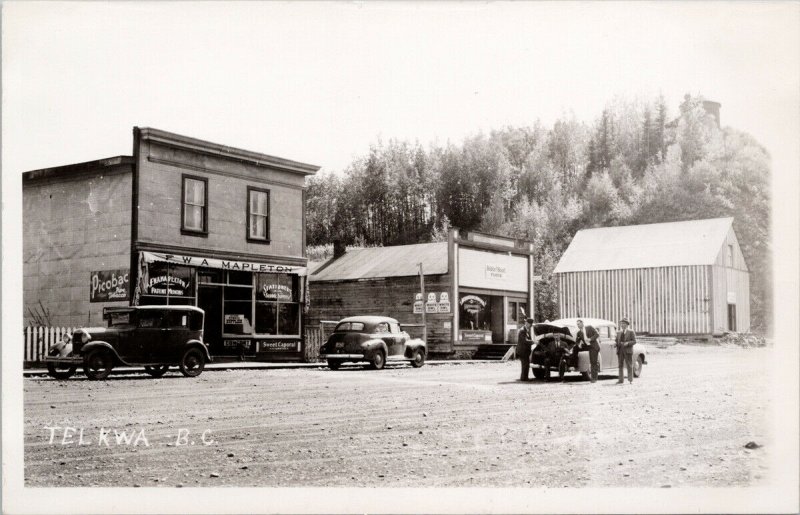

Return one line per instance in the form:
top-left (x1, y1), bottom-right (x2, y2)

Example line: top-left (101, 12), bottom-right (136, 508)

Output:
top-left (24, 345), bottom-right (770, 488)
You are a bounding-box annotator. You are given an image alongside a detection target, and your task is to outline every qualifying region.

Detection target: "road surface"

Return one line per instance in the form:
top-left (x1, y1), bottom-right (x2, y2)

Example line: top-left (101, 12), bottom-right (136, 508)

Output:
top-left (24, 345), bottom-right (771, 487)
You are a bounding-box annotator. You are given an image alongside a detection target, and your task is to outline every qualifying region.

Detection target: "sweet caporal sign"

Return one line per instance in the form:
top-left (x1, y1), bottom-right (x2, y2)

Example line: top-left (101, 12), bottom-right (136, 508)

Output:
top-left (90, 269), bottom-right (130, 302)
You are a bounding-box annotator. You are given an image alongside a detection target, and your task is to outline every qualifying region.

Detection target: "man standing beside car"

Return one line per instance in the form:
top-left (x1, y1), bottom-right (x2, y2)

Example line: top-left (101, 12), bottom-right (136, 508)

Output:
top-left (517, 318), bottom-right (534, 381)
top-left (576, 319), bottom-right (601, 383)
top-left (615, 317), bottom-right (636, 384)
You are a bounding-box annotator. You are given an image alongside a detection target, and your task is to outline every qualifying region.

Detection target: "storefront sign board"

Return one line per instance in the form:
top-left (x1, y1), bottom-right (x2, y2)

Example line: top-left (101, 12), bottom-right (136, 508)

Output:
top-left (90, 269), bottom-right (130, 302)
top-left (142, 251), bottom-right (306, 276)
top-left (457, 248), bottom-right (527, 292)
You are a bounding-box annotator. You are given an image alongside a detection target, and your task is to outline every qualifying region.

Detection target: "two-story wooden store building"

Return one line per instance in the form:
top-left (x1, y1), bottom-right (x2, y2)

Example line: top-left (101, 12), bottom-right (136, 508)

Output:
top-left (23, 127), bottom-right (319, 361)
top-left (308, 229), bottom-right (536, 356)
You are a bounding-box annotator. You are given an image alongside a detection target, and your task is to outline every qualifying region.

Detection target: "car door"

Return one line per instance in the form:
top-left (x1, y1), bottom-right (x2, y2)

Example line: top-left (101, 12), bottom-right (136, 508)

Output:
top-left (374, 322), bottom-right (396, 356)
top-left (162, 310), bottom-right (192, 362)
top-left (133, 310), bottom-right (164, 363)
top-left (598, 325), bottom-right (618, 370)
top-left (388, 322), bottom-right (407, 357)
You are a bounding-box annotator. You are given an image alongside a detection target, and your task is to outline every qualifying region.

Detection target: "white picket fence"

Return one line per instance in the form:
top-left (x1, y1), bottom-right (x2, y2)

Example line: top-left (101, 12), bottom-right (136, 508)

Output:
top-left (24, 326), bottom-right (75, 363)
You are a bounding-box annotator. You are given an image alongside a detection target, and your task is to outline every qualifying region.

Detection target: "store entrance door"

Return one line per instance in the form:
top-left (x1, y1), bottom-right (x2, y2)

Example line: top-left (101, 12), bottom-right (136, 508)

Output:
top-left (198, 285), bottom-right (224, 355)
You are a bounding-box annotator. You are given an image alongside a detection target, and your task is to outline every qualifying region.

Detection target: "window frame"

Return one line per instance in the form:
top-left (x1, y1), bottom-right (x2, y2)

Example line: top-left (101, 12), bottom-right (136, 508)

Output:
top-left (181, 174), bottom-right (209, 236)
top-left (246, 186), bottom-right (271, 244)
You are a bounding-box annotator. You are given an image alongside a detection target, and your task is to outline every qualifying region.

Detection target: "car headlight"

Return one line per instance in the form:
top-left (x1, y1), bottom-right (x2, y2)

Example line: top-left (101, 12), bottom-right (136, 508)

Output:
top-left (80, 332), bottom-right (91, 344)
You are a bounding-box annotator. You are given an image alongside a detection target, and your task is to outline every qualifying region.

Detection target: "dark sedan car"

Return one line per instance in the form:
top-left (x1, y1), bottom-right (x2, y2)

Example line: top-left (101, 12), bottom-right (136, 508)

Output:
top-left (319, 316), bottom-right (427, 370)
top-left (43, 306), bottom-right (211, 380)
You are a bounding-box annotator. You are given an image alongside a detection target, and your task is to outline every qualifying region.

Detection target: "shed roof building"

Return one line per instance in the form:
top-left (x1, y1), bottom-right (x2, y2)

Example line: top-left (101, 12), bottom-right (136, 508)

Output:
top-left (554, 218), bottom-right (750, 335)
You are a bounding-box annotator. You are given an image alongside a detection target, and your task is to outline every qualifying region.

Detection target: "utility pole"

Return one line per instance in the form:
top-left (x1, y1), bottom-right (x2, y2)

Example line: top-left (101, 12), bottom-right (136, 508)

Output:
top-left (418, 262), bottom-right (427, 343)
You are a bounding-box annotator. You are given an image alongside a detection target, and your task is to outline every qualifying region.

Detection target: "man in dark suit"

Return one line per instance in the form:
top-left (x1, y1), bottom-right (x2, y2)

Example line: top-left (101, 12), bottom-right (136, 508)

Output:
top-left (517, 318), bottom-right (534, 381)
top-left (615, 317), bottom-right (636, 384)
top-left (576, 319), bottom-right (601, 383)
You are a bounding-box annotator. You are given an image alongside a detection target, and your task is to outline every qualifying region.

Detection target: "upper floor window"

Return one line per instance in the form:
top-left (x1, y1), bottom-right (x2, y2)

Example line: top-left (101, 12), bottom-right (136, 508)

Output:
top-left (247, 187), bottom-right (270, 242)
top-left (182, 175), bottom-right (207, 234)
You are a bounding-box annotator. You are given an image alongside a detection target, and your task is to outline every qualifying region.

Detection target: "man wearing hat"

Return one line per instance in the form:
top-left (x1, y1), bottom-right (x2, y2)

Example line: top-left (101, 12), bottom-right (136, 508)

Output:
top-left (516, 318), bottom-right (534, 381)
top-left (615, 317), bottom-right (637, 384)
top-left (576, 319), bottom-right (601, 383)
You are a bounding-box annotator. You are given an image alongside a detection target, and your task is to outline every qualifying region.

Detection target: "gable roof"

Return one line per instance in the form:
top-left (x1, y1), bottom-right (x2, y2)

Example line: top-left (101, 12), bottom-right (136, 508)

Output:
top-left (553, 217), bottom-right (735, 273)
top-left (309, 242), bottom-right (448, 282)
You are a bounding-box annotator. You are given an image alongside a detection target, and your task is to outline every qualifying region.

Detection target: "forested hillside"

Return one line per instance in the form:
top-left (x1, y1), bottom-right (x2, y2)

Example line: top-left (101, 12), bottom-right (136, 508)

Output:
top-left (306, 95), bottom-right (771, 333)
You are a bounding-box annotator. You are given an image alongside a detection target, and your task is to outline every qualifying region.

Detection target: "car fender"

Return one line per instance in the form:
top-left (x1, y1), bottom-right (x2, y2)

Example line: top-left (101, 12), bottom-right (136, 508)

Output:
top-left (361, 338), bottom-right (388, 359)
top-left (184, 340), bottom-right (212, 362)
top-left (404, 338), bottom-right (426, 357)
top-left (80, 341), bottom-right (126, 365)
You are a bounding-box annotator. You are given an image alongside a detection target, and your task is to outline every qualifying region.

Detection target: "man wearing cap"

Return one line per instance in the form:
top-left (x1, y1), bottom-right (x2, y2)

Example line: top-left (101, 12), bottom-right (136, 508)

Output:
top-left (615, 317), bottom-right (636, 384)
top-left (516, 318), bottom-right (534, 381)
top-left (576, 319), bottom-right (601, 383)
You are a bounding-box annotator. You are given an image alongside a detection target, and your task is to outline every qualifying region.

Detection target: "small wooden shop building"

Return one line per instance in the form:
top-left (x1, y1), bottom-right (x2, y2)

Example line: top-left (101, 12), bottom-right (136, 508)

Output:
top-left (308, 229), bottom-right (536, 356)
top-left (554, 217), bottom-right (750, 335)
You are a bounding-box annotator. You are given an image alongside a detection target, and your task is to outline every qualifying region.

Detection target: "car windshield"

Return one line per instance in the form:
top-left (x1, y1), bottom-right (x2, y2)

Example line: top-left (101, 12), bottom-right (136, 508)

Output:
top-left (335, 322), bottom-right (365, 332)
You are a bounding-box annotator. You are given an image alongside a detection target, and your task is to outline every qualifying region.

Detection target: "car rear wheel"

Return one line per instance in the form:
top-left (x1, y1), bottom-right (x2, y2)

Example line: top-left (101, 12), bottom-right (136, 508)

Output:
top-left (633, 355), bottom-right (643, 378)
top-left (368, 350), bottom-right (385, 370)
top-left (179, 348), bottom-right (205, 377)
top-left (410, 349), bottom-right (425, 368)
top-left (144, 365), bottom-right (169, 378)
top-left (327, 359), bottom-right (342, 370)
top-left (83, 349), bottom-right (114, 380)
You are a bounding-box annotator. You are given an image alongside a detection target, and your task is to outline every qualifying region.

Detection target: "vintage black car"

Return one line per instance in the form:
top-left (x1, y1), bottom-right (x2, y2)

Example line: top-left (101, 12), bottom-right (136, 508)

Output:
top-left (43, 306), bottom-right (211, 380)
top-left (530, 318), bottom-right (648, 380)
top-left (319, 316), bottom-right (427, 370)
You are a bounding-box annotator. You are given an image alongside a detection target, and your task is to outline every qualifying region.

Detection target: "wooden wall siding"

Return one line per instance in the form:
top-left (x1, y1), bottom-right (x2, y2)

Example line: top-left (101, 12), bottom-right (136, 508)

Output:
top-left (713, 227), bottom-right (749, 271)
top-left (309, 273), bottom-right (454, 353)
top-left (711, 265), bottom-right (751, 334)
top-left (558, 265), bottom-right (712, 335)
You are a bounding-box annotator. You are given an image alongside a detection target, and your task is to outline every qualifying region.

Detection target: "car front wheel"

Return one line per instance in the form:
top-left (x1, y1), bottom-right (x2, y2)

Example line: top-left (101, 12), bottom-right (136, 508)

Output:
top-left (633, 355), bottom-right (644, 378)
top-left (410, 349), bottom-right (425, 368)
top-left (368, 350), bottom-right (385, 370)
top-left (47, 350), bottom-right (77, 380)
top-left (83, 349), bottom-right (114, 380)
top-left (144, 365), bottom-right (169, 378)
top-left (179, 348), bottom-right (205, 377)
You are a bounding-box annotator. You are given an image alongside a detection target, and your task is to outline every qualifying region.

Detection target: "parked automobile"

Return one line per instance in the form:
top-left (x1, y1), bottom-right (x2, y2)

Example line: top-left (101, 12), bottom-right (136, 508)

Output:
top-left (42, 306), bottom-right (211, 380)
top-left (530, 318), bottom-right (648, 380)
top-left (319, 316), bottom-right (427, 370)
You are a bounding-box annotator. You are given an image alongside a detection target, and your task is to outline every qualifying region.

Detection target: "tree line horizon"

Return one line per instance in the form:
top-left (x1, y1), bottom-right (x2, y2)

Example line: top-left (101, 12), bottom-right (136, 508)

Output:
top-left (305, 94), bottom-right (771, 333)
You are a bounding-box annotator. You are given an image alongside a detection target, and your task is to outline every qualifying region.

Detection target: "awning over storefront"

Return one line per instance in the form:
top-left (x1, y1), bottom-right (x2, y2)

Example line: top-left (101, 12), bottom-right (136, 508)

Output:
top-left (141, 251), bottom-right (307, 276)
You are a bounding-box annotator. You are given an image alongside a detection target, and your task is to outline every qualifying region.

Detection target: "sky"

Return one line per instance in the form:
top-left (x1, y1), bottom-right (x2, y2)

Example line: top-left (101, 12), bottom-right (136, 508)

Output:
top-left (2, 1), bottom-right (799, 177)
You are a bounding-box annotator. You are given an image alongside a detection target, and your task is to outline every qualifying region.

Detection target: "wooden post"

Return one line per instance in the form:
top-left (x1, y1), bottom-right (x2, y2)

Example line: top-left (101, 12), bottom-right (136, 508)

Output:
top-left (419, 262), bottom-right (427, 343)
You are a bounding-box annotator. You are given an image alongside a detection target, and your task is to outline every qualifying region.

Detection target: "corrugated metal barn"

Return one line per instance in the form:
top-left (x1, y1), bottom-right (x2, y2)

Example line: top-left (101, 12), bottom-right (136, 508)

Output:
top-left (554, 218), bottom-right (750, 335)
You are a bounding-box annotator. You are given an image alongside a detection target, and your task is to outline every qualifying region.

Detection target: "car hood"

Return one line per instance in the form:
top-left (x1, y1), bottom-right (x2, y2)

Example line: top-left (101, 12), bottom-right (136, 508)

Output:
top-left (533, 323), bottom-right (573, 337)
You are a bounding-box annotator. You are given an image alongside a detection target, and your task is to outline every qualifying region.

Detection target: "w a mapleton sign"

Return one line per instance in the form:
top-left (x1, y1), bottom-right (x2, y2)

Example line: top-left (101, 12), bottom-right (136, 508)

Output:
top-left (141, 251), bottom-right (307, 276)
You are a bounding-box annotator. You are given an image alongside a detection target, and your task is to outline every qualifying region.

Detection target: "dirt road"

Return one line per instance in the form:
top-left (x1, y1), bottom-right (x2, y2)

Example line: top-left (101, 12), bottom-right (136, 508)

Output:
top-left (24, 346), bottom-right (770, 487)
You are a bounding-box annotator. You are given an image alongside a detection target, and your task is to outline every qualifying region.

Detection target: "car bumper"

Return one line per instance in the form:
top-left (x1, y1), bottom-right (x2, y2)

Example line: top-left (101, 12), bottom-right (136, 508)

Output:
top-left (42, 356), bottom-right (82, 365)
top-left (319, 354), bottom-right (365, 360)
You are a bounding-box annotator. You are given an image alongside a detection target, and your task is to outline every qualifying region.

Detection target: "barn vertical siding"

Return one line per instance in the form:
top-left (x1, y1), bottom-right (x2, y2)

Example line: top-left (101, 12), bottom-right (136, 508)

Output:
top-left (556, 265), bottom-right (715, 335)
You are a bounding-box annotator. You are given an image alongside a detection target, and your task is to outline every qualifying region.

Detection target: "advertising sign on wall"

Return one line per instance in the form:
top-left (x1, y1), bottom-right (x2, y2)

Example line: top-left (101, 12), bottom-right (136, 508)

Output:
top-left (413, 293), bottom-right (423, 314)
top-left (90, 269), bottom-right (130, 302)
top-left (457, 248), bottom-right (528, 292)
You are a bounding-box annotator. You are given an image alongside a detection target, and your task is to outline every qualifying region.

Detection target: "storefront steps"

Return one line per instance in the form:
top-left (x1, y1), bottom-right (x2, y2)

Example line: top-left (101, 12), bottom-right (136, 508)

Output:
top-left (472, 344), bottom-right (514, 360)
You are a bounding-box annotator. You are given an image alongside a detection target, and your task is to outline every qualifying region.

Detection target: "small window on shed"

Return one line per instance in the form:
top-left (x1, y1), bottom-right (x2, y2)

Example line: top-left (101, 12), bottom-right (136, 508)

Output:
top-left (727, 244), bottom-right (734, 266)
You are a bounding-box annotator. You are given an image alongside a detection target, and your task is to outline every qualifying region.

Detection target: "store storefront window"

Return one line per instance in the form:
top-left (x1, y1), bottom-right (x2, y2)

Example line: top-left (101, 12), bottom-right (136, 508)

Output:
top-left (140, 262), bottom-right (195, 306)
top-left (223, 275), bottom-right (253, 335)
top-left (255, 273), bottom-right (300, 336)
top-left (508, 300), bottom-right (528, 324)
top-left (459, 294), bottom-right (491, 330)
